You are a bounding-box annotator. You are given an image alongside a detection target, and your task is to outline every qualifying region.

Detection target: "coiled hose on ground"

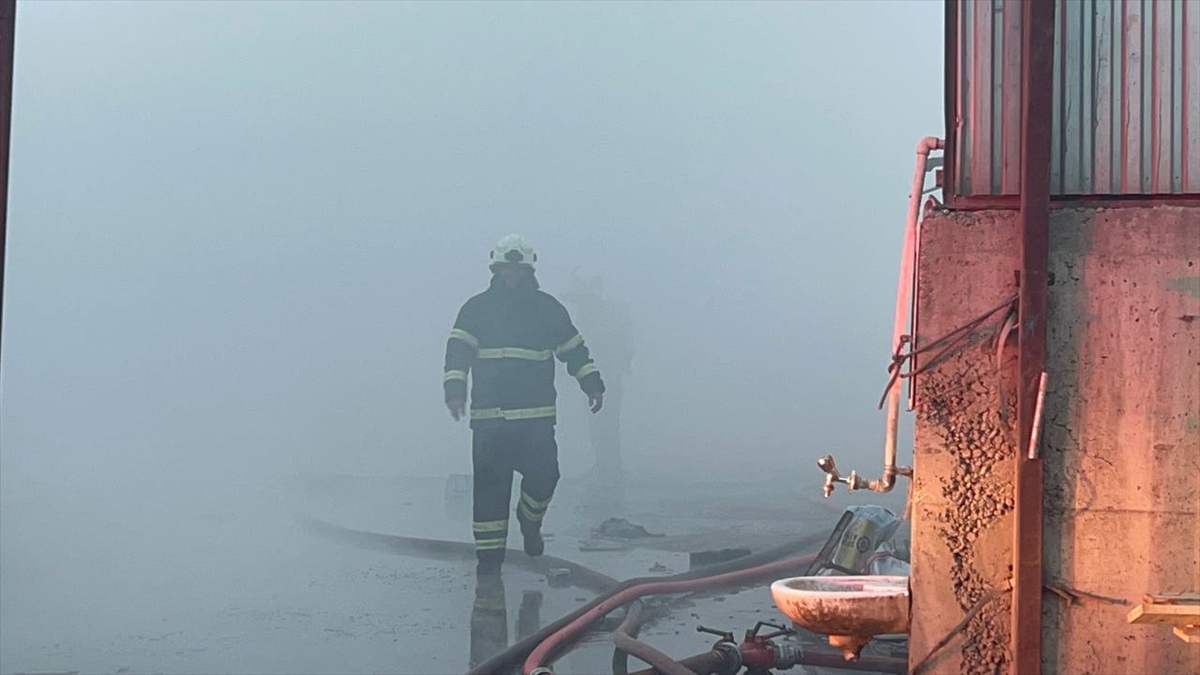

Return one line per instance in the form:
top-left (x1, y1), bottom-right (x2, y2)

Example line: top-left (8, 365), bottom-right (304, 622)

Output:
top-left (612, 599), bottom-right (696, 675)
top-left (480, 531), bottom-right (829, 675)
top-left (523, 550), bottom-right (819, 675)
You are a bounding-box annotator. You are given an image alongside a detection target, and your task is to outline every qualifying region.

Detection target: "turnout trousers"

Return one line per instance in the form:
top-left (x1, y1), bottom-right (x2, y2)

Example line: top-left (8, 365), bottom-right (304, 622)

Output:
top-left (471, 419), bottom-right (560, 565)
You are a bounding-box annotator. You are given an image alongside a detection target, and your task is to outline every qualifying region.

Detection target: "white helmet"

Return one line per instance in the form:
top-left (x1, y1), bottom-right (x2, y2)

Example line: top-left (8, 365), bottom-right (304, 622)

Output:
top-left (490, 234), bottom-right (537, 270)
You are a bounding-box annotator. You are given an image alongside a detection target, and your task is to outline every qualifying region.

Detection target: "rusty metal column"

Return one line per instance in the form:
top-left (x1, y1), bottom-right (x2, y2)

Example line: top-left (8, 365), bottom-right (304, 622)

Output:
top-left (0, 0), bottom-right (13, 373)
top-left (1013, 0), bottom-right (1054, 673)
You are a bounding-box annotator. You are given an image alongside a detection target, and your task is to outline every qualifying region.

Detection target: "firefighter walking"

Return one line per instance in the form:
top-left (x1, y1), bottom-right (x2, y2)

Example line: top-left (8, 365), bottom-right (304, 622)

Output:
top-left (444, 235), bottom-right (605, 575)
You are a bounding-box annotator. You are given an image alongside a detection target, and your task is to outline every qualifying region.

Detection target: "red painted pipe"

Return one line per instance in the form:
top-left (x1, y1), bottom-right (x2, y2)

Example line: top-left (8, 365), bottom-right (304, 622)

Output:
top-left (626, 649), bottom-right (739, 675)
top-left (522, 553), bottom-right (818, 675)
top-left (0, 0), bottom-right (15, 374)
top-left (626, 646), bottom-right (907, 675)
top-left (789, 650), bottom-right (907, 674)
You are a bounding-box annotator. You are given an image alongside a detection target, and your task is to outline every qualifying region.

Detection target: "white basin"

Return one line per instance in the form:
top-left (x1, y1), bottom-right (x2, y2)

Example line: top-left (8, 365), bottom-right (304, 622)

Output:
top-left (770, 575), bottom-right (909, 660)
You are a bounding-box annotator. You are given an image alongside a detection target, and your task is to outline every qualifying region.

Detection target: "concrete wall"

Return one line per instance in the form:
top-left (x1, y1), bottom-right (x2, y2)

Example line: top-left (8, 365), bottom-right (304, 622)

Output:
top-left (908, 205), bottom-right (1200, 675)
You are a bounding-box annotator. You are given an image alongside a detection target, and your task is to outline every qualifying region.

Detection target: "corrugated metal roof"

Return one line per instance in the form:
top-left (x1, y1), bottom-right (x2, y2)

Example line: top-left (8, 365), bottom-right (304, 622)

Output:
top-left (952, 0), bottom-right (1200, 196)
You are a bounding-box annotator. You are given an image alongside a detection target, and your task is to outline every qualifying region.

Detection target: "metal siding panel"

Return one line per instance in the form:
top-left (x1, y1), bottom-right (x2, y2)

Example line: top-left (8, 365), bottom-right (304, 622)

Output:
top-left (952, 0), bottom-right (1199, 196)
top-left (1122, 0), bottom-right (1144, 193)
top-left (1111, 0), bottom-right (1126, 192)
top-left (1052, 0), bottom-right (1066, 193)
top-left (973, 0), bottom-right (994, 194)
top-left (1002, 0), bottom-right (1024, 194)
top-left (959, 0), bottom-right (975, 194)
top-left (992, 0), bottom-right (1006, 193)
top-left (1094, 0), bottom-right (1115, 193)
top-left (1081, 0), bottom-right (1095, 193)
top-left (1185, 0), bottom-right (1200, 192)
top-left (1157, 0), bottom-right (1179, 192)
top-left (1063, 0), bottom-right (1086, 193)
top-left (1171, 0), bottom-right (1185, 192)
top-left (1141, 0), bottom-right (1156, 193)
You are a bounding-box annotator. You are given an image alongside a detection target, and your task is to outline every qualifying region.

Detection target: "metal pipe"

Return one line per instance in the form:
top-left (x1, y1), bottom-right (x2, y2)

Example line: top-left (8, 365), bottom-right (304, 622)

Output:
top-left (1026, 371), bottom-right (1048, 460)
top-left (877, 136), bottom-right (945, 492)
top-left (788, 649), bottom-right (908, 674)
top-left (626, 648), bottom-right (740, 675)
top-left (627, 647), bottom-right (907, 675)
top-left (818, 137), bottom-right (943, 497)
top-left (1013, 0), bottom-right (1055, 672)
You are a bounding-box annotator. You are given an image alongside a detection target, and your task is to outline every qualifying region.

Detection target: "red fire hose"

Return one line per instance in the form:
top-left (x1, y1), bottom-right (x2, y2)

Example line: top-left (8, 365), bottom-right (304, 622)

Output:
top-left (523, 552), bottom-right (818, 675)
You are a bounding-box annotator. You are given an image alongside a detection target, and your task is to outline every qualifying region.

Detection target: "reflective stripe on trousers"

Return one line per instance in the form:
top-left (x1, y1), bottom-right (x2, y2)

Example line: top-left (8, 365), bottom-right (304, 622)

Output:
top-left (517, 490), bottom-right (552, 525)
top-left (472, 519), bottom-right (509, 551)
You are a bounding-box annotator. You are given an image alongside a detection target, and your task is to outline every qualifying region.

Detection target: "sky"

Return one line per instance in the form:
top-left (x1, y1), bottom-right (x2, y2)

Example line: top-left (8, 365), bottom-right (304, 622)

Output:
top-left (2, 0), bottom-right (943, 490)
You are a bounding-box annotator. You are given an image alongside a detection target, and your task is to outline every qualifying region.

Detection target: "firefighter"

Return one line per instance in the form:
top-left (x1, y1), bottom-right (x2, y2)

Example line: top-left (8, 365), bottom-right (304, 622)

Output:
top-left (563, 272), bottom-right (633, 482)
top-left (444, 234), bottom-right (605, 576)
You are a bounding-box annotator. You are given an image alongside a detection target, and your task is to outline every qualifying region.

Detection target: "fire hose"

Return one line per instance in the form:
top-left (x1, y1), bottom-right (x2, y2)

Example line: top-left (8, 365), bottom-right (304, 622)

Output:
top-left (613, 599), bottom-right (697, 675)
top-left (523, 551), bottom-right (820, 675)
top-left (471, 532), bottom-right (830, 675)
top-left (296, 515), bottom-right (620, 592)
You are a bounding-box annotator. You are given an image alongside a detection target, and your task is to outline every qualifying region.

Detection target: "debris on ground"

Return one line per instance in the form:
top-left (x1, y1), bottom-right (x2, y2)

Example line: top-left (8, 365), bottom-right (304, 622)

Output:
top-left (593, 517), bottom-right (665, 540)
top-left (577, 539), bottom-right (633, 552)
top-left (689, 547), bottom-right (752, 570)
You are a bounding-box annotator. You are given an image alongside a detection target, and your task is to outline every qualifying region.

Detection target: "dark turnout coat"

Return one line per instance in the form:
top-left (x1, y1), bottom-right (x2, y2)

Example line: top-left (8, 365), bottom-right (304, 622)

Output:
top-left (444, 276), bottom-right (605, 428)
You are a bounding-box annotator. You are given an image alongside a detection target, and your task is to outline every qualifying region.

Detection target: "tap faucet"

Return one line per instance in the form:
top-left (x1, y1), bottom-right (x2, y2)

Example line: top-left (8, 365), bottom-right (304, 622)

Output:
top-left (817, 453), bottom-right (910, 497)
top-left (817, 454), bottom-right (857, 497)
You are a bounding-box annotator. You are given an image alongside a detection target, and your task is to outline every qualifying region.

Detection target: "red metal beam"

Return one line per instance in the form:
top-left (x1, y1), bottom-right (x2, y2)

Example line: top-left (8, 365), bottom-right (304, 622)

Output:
top-left (942, 193), bottom-right (1200, 211)
top-left (943, 0), bottom-right (959, 207)
top-left (1013, 0), bottom-right (1055, 673)
top-left (0, 0), bottom-right (12, 374)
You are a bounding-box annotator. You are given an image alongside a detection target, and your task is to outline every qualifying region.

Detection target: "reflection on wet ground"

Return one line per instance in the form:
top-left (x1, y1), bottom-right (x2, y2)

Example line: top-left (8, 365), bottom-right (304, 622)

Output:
top-left (0, 472), bottom-right (902, 674)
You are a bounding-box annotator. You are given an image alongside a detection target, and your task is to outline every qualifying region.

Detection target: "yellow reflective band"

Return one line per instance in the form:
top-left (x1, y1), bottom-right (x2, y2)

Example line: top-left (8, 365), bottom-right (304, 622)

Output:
top-left (520, 491), bottom-right (552, 511)
top-left (477, 347), bottom-right (551, 361)
top-left (554, 333), bottom-right (583, 356)
top-left (575, 363), bottom-right (600, 380)
top-left (444, 370), bottom-right (468, 383)
top-left (475, 538), bottom-right (507, 551)
top-left (472, 519), bottom-right (509, 534)
top-left (518, 502), bottom-right (545, 523)
top-left (449, 329), bottom-right (479, 350)
top-left (471, 406), bottom-right (557, 421)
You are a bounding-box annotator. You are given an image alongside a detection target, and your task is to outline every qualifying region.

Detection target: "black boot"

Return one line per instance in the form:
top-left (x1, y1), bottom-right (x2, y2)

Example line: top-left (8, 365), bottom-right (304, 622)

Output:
top-left (518, 513), bottom-right (545, 557)
top-left (522, 528), bottom-right (544, 557)
top-left (476, 550), bottom-right (504, 576)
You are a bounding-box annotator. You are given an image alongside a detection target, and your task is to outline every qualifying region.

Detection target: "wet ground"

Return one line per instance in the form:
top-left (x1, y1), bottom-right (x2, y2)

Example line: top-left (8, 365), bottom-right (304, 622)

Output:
top-left (0, 471), bottom-right (905, 675)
